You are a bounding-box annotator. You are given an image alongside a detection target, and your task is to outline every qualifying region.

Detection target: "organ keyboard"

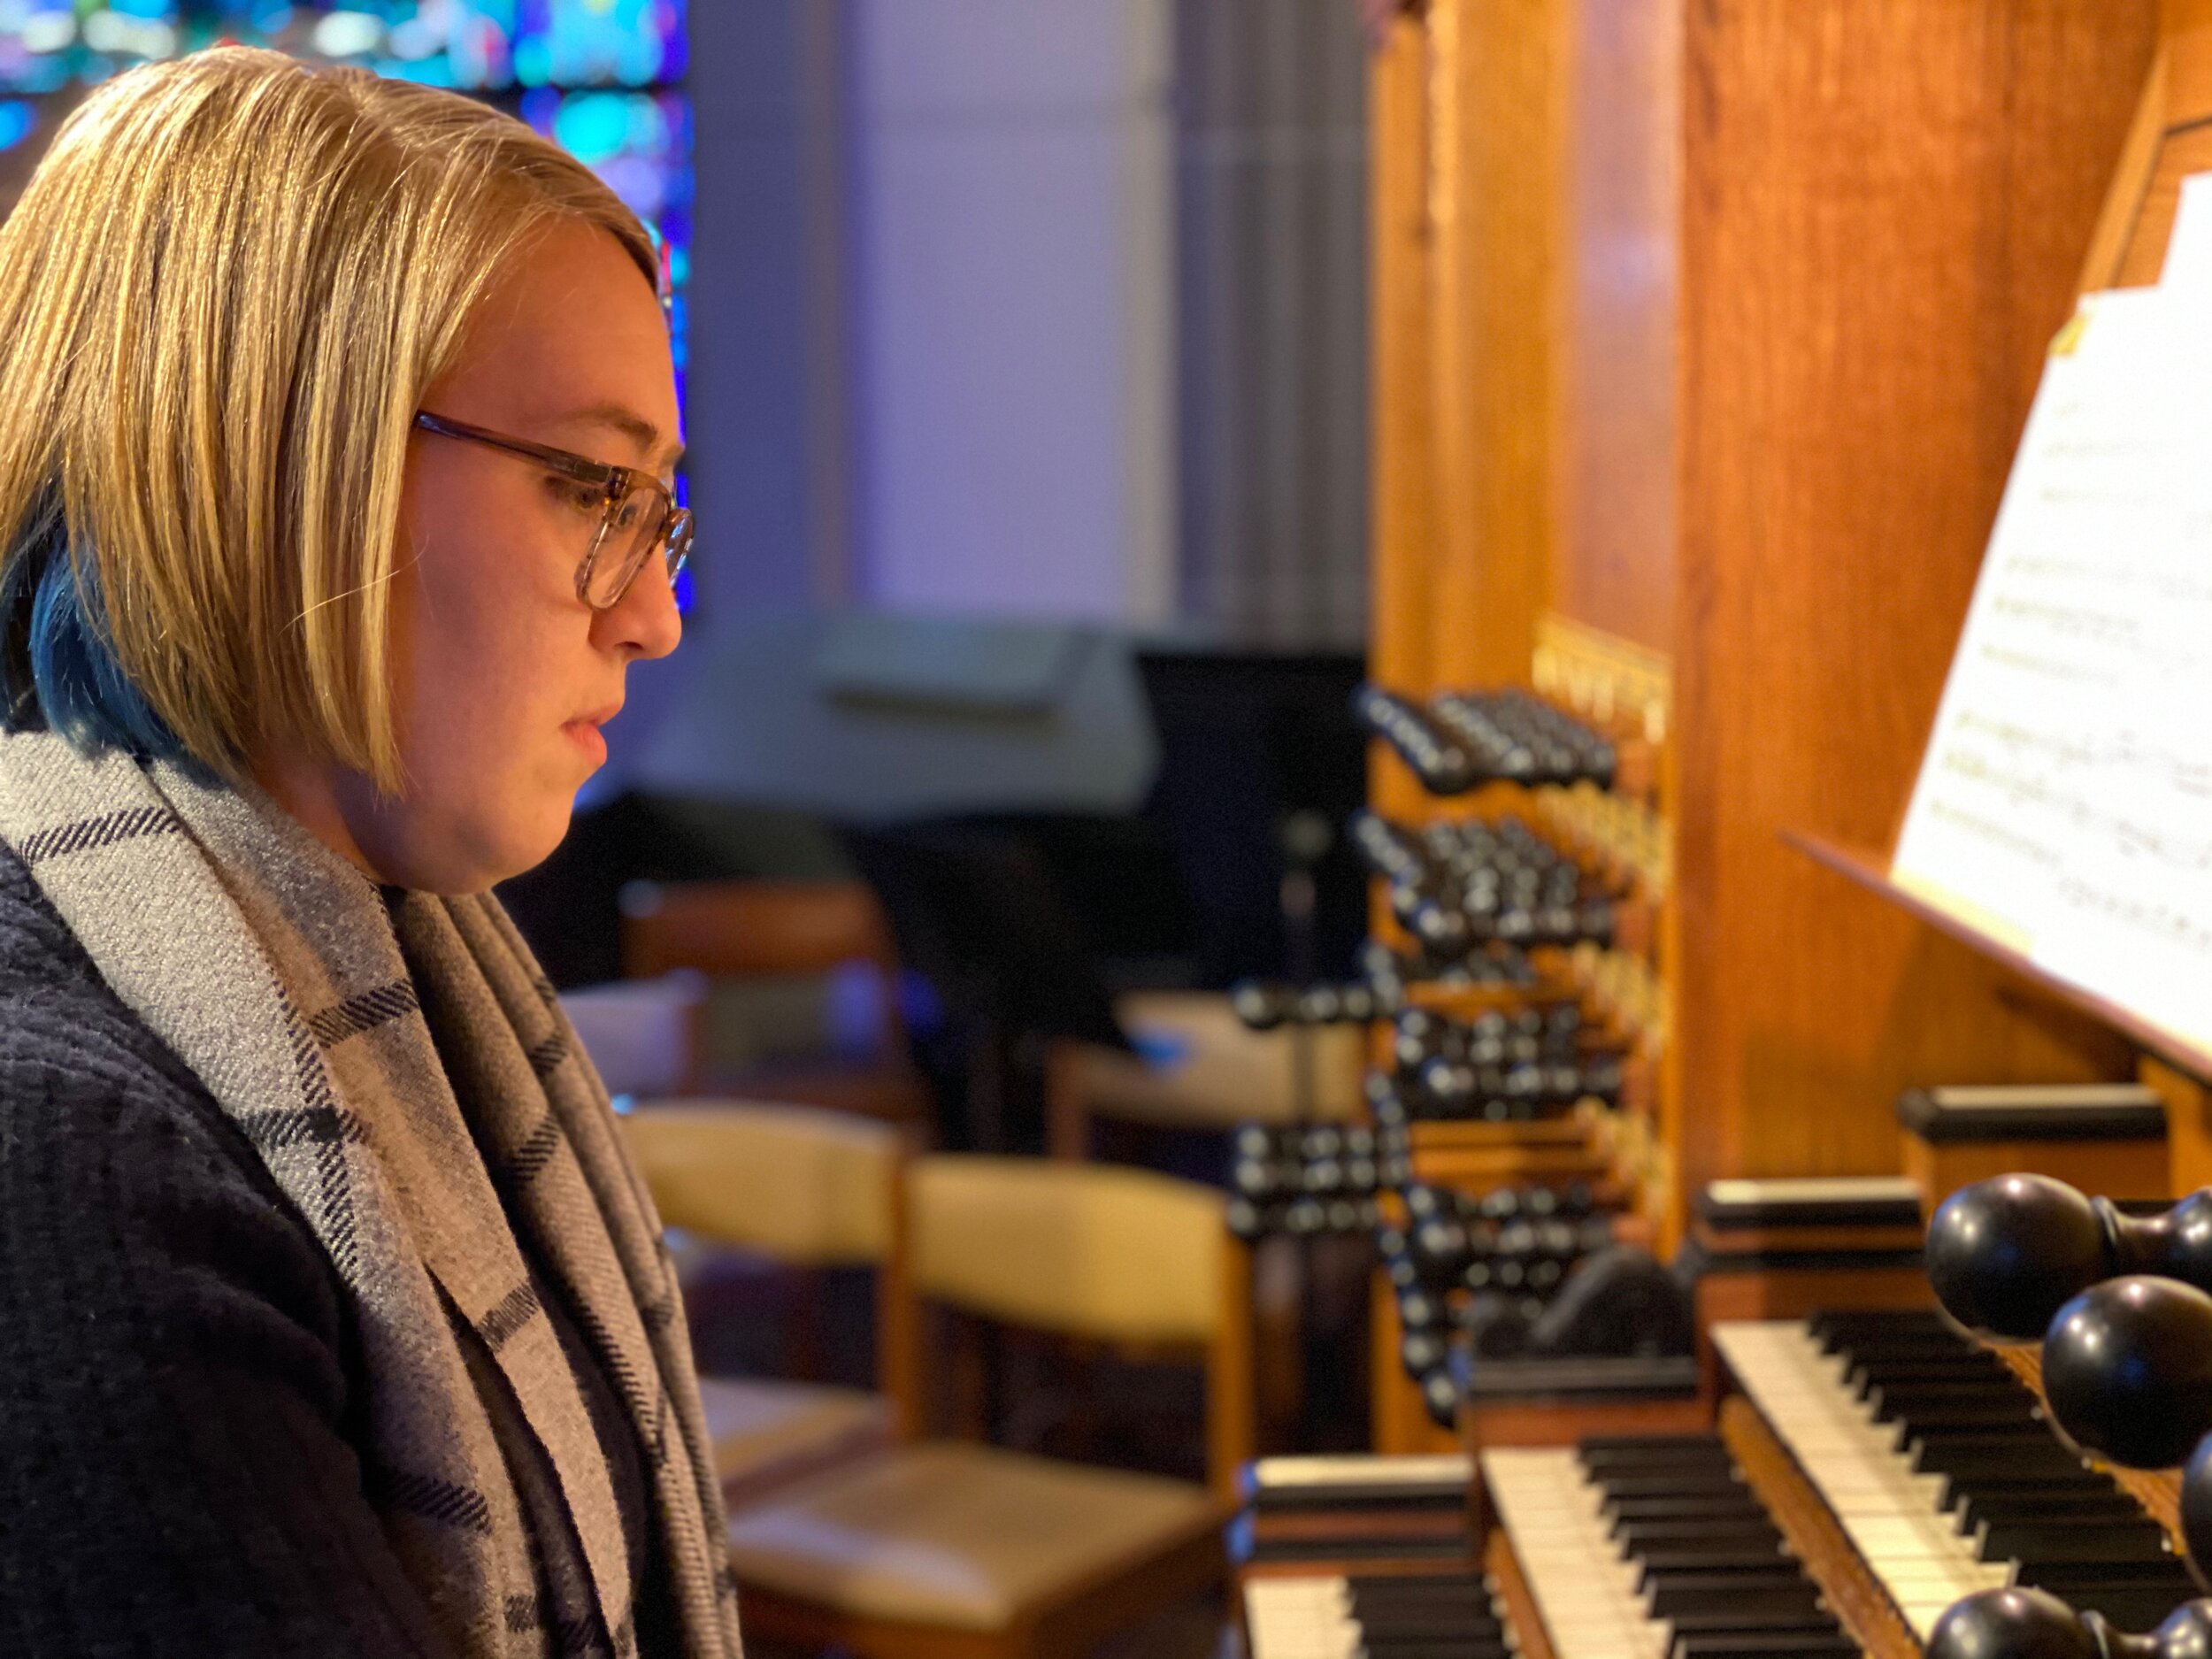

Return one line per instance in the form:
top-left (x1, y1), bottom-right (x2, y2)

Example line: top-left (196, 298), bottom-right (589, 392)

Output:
top-left (1713, 1311), bottom-right (2193, 1640)
top-left (1238, 1453), bottom-right (1512, 1659)
top-left (1244, 1571), bottom-right (1513, 1659)
top-left (1483, 1437), bottom-right (1855, 1659)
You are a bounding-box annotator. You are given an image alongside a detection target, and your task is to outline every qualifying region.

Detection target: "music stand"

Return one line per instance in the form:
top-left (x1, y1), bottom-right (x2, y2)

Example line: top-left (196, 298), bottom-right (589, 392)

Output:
top-left (841, 820), bottom-right (1131, 1152)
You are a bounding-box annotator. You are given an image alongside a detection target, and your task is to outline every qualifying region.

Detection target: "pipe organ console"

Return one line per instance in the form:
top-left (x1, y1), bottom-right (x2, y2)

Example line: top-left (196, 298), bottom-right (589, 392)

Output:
top-left (1291, 5), bottom-right (2212, 1659)
top-left (1439, 1180), bottom-right (2212, 1659)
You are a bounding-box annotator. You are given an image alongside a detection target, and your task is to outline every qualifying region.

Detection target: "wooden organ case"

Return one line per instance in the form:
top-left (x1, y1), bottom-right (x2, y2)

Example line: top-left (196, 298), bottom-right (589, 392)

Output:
top-left (1236, 2), bottom-right (2212, 1657)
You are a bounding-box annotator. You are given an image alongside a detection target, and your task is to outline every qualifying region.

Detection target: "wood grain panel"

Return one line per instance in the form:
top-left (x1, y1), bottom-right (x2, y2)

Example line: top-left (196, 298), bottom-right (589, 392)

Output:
top-left (1669, 1), bottom-right (2158, 1198)
top-left (1553, 0), bottom-right (1680, 651)
top-left (2146, 1058), bottom-right (2212, 1198)
top-left (1430, 0), bottom-right (1569, 687)
top-left (1369, 12), bottom-right (1441, 820)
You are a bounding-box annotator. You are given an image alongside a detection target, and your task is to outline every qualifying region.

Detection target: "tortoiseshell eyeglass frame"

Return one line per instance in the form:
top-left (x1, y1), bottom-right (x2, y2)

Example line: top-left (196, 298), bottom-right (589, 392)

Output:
top-left (413, 410), bottom-right (693, 611)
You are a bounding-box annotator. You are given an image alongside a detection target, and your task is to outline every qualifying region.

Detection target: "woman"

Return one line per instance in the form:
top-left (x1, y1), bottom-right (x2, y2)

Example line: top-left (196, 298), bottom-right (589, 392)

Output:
top-left (0, 47), bottom-right (741, 1659)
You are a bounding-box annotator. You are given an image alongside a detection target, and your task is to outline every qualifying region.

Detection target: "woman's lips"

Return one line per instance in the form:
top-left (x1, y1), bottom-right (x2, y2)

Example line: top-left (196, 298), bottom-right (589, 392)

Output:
top-left (562, 719), bottom-right (608, 767)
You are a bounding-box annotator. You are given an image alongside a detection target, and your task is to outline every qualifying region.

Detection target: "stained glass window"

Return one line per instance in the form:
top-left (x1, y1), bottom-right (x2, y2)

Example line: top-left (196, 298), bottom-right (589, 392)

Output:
top-left (0, 1), bottom-right (690, 381)
top-left (0, 3), bottom-right (179, 94)
top-left (518, 85), bottom-right (689, 374)
top-left (177, 2), bottom-right (681, 89)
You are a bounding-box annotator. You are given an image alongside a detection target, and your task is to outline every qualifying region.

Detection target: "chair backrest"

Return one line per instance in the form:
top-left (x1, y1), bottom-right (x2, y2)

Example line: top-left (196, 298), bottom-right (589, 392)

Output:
top-left (620, 878), bottom-right (902, 983)
top-left (893, 1154), bottom-right (1254, 1495)
top-left (1052, 991), bottom-right (1367, 1152)
top-left (618, 1099), bottom-right (902, 1271)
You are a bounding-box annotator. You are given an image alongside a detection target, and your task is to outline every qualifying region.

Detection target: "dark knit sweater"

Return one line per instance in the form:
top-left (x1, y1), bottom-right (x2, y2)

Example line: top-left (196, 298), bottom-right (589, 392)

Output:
top-left (0, 842), bottom-right (661, 1656)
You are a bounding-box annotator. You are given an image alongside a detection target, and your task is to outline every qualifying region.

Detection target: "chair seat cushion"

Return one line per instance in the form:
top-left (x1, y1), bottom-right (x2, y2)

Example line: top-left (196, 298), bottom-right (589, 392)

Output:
top-left (696, 1376), bottom-right (894, 1509)
top-left (725, 1442), bottom-right (1219, 1631)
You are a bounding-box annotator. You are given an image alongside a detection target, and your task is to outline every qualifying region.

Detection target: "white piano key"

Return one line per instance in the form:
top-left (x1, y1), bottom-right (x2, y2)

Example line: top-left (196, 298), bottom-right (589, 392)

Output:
top-left (1245, 1575), bottom-right (1359, 1659)
top-left (1483, 1448), bottom-right (1671, 1659)
top-left (1713, 1320), bottom-right (2025, 1644)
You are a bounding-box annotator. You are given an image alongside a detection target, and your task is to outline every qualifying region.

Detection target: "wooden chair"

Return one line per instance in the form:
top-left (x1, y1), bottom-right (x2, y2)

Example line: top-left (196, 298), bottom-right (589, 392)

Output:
top-left (618, 1100), bottom-right (910, 1510)
top-left (726, 1155), bottom-right (1255, 1659)
top-left (619, 878), bottom-right (933, 1129)
top-left (1046, 988), bottom-right (1368, 1159)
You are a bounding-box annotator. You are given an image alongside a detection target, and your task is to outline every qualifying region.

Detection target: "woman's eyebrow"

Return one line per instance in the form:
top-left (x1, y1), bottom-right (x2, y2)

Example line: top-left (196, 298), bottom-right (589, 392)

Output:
top-left (554, 401), bottom-right (685, 471)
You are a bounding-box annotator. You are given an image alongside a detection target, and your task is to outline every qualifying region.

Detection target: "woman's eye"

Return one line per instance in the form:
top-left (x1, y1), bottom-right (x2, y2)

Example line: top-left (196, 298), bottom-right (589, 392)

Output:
top-left (543, 474), bottom-right (605, 516)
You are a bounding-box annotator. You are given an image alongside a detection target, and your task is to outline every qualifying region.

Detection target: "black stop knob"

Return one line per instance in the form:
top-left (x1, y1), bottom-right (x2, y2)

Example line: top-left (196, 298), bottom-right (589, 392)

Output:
top-left (1928, 1588), bottom-right (2099, 1659)
top-left (2043, 1275), bottom-right (2212, 1469)
top-left (2132, 1600), bottom-right (2212, 1659)
top-left (1928, 1173), bottom-right (2111, 1340)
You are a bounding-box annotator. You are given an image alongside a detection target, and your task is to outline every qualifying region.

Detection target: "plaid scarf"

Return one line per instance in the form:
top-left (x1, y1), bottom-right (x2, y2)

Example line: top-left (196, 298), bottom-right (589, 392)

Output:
top-left (0, 730), bottom-right (742, 1659)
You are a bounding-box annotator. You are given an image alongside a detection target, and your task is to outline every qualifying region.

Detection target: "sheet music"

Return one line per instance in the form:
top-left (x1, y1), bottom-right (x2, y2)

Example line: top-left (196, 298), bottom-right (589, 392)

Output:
top-left (2161, 173), bottom-right (2212, 292)
top-left (1892, 284), bottom-right (2212, 1057)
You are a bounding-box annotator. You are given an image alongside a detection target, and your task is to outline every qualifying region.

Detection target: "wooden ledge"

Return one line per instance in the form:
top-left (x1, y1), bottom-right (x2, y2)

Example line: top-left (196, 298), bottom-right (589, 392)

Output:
top-left (1783, 830), bottom-right (2212, 1086)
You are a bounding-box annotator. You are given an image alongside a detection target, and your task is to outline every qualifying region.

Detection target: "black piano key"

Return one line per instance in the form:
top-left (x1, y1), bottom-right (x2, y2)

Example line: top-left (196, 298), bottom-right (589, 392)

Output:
top-left (1646, 1573), bottom-right (1825, 1622)
top-left (1617, 1518), bottom-right (1786, 1555)
top-left (1340, 1574), bottom-right (1509, 1659)
top-left (1601, 1472), bottom-right (1749, 1504)
top-left (1636, 1550), bottom-right (1794, 1592)
top-left (1346, 1592), bottom-right (1495, 1623)
top-left (1347, 1573), bottom-right (1489, 1598)
top-left (1580, 1433), bottom-right (1728, 1456)
top-left (1673, 1635), bottom-right (1860, 1659)
top-left (1347, 1579), bottom-right (1495, 1609)
top-left (1668, 1612), bottom-right (1846, 1643)
top-left (1852, 1367), bottom-right (2010, 1404)
top-left (2018, 1554), bottom-right (2195, 1587)
top-left (1955, 1489), bottom-right (2147, 1532)
top-left (1847, 1352), bottom-right (2008, 1384)
top-left (1866, 1384), bottom-right (2038, 1425)
top-left (2062, 1587), bottom-right (2199, 1629)
top-left (1978, 1518), bottom-right (2172, 1563)
top-left (1912, 1434), bottom-right (2086, 1482)
top-left (1580, 1440), bottom-right (1733, 1472)
top-left (1814, 1310), bottom-right (1955, 1354)
top-left (1606, 1494), bottom-right (1775, 1535)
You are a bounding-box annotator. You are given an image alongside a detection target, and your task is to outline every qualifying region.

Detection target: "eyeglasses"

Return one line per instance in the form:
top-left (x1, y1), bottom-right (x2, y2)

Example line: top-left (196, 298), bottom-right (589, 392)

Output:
top-left (413, 410), bottom-right (693, 611)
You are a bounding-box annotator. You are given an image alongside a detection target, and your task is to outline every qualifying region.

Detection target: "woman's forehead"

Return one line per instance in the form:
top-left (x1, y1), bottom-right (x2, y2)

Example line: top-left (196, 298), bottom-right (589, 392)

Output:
top-left (440, 225), bottom-right (679, 458)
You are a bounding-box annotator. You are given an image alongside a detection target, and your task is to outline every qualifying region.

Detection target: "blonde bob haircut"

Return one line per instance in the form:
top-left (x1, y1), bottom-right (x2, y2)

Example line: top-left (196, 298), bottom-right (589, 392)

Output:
top-left (0, 46), bottom-right (658, 794)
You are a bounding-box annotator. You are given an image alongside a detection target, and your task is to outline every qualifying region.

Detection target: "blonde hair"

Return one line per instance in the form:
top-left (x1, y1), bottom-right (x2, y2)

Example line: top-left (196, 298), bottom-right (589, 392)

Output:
top-left (0, 46), bottom-right (657, 792)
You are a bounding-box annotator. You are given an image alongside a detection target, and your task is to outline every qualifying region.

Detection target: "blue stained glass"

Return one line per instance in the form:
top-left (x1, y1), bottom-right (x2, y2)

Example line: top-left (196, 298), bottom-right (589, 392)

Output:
top-left (517, 83), bottom-right (690, 380)
top-left (0, 3), bottom-right (180, 93)
top-left (173, 0), bottom-right (682, 90)
top-left (511, 0), bottom-right (677, 89)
